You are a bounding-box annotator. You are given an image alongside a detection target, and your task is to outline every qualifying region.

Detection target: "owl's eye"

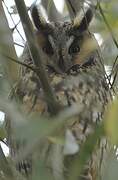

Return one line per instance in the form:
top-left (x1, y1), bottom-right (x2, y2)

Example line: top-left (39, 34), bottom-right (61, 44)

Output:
top-left (42, 44), bottom-right (54, 55)
top-left (69, 45), bottom-right (80, 54)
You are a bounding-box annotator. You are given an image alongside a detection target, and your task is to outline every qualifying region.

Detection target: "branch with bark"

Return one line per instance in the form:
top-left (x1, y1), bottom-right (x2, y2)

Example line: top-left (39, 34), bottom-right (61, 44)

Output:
top-left (14, 0), bottom-right (62, 115)
top-left (41, 0), bottom-right (63, 21)
top-left (65, 0), bottom-right (84, 19)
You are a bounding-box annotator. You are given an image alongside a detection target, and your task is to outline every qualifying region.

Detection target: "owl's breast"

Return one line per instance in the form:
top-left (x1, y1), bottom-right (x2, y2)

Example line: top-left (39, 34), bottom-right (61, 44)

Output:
top-left (15, 66), bottom-right (110, 123)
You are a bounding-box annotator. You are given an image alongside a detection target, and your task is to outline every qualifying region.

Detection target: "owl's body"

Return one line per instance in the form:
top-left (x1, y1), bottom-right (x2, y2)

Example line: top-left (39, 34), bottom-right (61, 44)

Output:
top-left (9, 6), bottom-right (111, 180)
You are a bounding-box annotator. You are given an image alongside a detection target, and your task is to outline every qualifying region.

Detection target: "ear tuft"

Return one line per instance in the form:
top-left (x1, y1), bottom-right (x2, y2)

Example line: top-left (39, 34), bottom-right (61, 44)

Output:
top-left (31, 5), bottom-right (46, 30)
top-left (74, 8), bottom-right (93, 33)
top-left (31, 5), bottom-right (53, 35)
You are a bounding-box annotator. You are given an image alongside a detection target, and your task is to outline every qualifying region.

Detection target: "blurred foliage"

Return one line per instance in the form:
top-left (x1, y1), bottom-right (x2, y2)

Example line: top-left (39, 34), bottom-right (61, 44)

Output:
top-left (105, 97), bottom-right (118, 145)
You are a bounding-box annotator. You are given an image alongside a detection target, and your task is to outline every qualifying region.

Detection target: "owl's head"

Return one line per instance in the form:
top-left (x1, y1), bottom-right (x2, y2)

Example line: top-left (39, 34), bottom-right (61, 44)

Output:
top-left (31, 6), bottom-right (96, 73)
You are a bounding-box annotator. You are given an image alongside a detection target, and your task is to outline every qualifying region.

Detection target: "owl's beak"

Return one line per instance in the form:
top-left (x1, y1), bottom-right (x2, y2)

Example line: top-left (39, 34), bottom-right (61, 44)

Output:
top-left (58, 60), bottom-right (66, 72)
top-left (58, 57), bottom-right (73, 73)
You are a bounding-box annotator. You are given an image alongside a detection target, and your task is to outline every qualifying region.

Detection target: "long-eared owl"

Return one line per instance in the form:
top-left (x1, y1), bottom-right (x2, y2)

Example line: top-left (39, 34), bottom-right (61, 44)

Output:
top-left (9, 5), bottom-right (111, 180)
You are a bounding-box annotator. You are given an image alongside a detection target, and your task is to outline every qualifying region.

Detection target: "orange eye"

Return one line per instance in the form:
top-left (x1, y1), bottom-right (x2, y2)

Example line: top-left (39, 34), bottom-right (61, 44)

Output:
top-left (69, 45), bottom-right (80, 54)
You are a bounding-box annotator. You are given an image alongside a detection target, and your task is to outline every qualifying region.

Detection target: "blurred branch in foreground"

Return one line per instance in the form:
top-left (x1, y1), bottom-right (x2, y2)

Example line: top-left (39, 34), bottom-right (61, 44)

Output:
top-left (0, 0), bottom-right (18, 84)
top-left (14, 0), bottom-right (62, 115)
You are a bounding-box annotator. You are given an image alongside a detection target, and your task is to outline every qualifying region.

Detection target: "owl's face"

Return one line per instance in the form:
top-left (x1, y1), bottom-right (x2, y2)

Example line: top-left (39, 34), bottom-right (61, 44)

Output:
top-left (32, 7), bottom-right (95, 73)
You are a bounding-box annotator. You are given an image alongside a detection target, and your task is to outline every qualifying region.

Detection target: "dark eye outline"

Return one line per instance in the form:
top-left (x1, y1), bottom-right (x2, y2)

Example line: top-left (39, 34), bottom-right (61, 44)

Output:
top-left (69, 44), bottom-right (80, 54)
top-left (42, 42), bottom-right (54, 55)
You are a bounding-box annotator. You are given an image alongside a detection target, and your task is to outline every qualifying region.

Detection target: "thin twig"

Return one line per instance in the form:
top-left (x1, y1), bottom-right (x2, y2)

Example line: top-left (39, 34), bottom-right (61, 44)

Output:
top-left (110, 65), bottom-right (118, 89)
top-left (97, 1), bottom-right (118, 91)
top-left (14, 42), bottom-right (24, 48)
top-left (0, 140), bottom-right (8, 146)
top-left (67, 0), bottom-right (76, 16)
top-left (65, 0), bottom-right (83, 20)
top-left (97, 1), bottom-right (118, 49)
top-left (1, 52), bottom-right (35, 71)
top-left (0, 145), bottom-right (15, 179)
top-left (96, 50), bottom-right (116, 94)
top-left (65, 0), bottom-right (77, 20)
top-left (109, 55), bottom-right (118, 80)
top-left (3, 0), bottom-right (25, 42)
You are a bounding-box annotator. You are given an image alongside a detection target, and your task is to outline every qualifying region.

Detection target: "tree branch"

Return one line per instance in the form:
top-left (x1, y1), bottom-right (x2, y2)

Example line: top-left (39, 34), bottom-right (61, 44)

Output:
top-left (14, 0), bottom-right (62, 115)
top-left (0, 0), bottom-right (18, 83)
top-left (65, 0), bottom-right (84, 20)
top-left (41, 0), bottom-right (63, 21)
